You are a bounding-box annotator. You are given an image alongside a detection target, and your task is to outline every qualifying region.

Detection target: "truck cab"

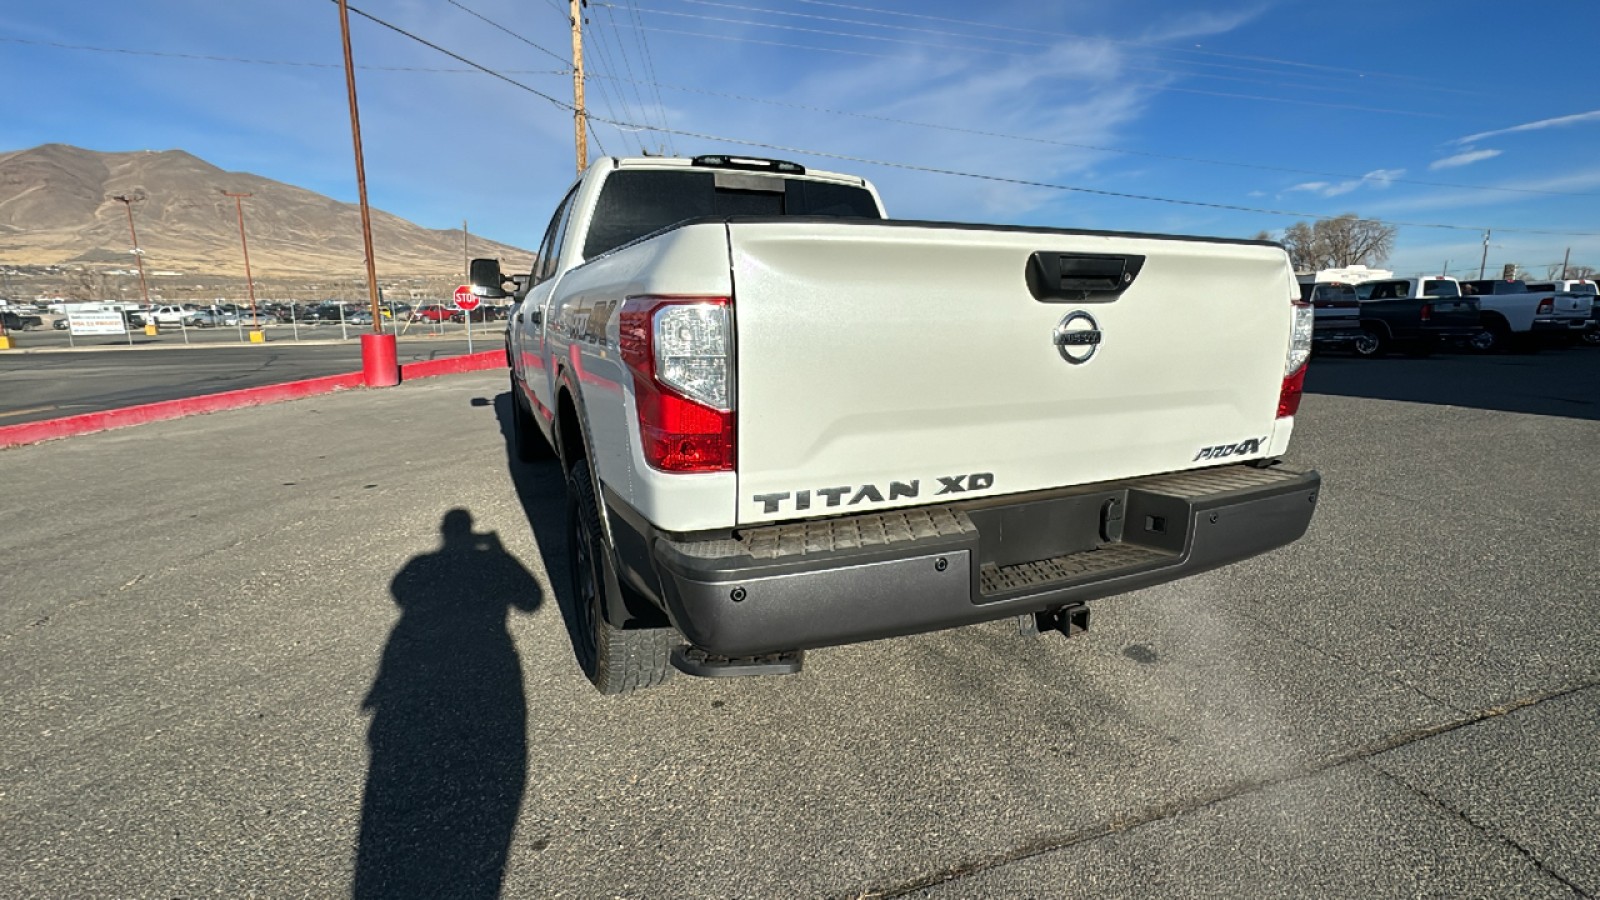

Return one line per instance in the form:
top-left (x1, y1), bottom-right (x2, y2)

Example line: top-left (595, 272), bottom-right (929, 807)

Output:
top-left (1349, 276), bottom-right (1483, 354)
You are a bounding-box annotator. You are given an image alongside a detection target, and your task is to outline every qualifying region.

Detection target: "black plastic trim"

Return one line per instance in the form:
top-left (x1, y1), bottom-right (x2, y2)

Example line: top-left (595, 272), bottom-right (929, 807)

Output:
top-left (607, 466), bottom-right (1319, 657)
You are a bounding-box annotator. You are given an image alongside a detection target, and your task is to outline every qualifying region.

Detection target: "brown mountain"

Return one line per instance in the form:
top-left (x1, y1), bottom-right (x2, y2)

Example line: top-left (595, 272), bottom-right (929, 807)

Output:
top-left (0, 144), bottom-right (529, 277)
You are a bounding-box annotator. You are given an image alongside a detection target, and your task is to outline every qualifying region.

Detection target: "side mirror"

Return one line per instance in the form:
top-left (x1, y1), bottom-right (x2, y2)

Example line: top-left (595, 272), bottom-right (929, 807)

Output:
top-left (469, 257), bottom-right (507, 299)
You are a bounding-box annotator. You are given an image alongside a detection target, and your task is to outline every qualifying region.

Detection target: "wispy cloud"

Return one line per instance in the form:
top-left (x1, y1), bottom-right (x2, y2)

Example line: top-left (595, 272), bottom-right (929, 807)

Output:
top-left (1286, 168), bottom-right (1405, 197)
top-left (1430, 148), bottom-right (1502, 170)
top-left (1455, 109), bottom-right (1600, 145)
top-left (1138, 4), bottom-right (1270, 45)
top-left (1363, 166), bottom-right (1600, 215)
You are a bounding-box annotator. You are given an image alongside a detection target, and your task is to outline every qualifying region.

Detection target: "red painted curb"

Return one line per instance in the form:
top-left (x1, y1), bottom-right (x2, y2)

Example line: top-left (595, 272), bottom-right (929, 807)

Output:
top-left (0, 371), bottom-right (367, 449)
top-left (1, 350), bottom-right (507, 450)
top-left (398, 349), bottom-right (503, 381)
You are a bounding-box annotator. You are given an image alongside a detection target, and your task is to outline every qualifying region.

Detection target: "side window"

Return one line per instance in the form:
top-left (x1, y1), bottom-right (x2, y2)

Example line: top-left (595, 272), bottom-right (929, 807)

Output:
top-left (534, 186), bottom-right (579, 285)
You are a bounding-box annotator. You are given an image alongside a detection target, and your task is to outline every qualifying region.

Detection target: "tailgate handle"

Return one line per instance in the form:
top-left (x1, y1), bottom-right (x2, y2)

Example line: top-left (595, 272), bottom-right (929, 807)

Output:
top-left (1026, 252), bottom-right (1144, 302)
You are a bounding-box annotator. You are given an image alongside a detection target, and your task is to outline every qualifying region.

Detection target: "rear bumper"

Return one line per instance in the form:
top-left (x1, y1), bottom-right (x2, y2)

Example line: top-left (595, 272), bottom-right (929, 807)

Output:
top-left (610, 465), bottom-right (1320, 657)
top-left (1531, 317), bottom-right (1587, 332)
top-left (1312, 325), bottom-right (1365, 347)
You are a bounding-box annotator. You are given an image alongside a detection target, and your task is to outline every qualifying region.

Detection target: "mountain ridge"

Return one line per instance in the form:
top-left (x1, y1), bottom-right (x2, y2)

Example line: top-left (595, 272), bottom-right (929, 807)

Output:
top-left (0, 143), bottom-right (530, 277)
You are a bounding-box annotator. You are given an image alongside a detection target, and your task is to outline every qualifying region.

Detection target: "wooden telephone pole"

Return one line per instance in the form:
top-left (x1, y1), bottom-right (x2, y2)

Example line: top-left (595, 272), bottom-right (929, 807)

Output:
top-left (571, 0), bottom-right (587, 173)
top-left (220, 191), bottom-right (259, 325)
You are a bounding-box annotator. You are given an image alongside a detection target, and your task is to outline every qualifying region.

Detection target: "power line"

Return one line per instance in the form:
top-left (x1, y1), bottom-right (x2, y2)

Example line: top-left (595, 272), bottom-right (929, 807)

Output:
top-left (780, 0), bottom-right (1481, 96)
top-left (586, 72), bottom-right (1599, 198)
top-left (613, 2), bottom-right (1412, 104)
top-left (608, 12), bottom-right (1457, 119)
top-left (445, 0), bottom-right (570, 65)
top-left (604, 126), bottom-right (1600, 237)
top-left (0, 34), bottom-right (565, 73)
top-left (596, 1), bottom-right (669, 150)
top-left (329, 4), bottom-right (1600, 238)
top-left (342, 3), bottom-right (1600, 237)
top-left (625, 0), bottom-right (677, 155)
top-left (338, 1), bottom-right (573, 109)
top-left (583, 6), bottom-right (651, 152)
top-left (14, 21), bottom-right (1584, 200)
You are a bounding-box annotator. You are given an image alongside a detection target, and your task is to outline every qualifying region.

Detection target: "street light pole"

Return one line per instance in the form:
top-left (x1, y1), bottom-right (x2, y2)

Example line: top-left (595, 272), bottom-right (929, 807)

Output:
top-left (112, 193), bottom-right (152, 310)
top-left (220, 191), bottom-right (259, 329)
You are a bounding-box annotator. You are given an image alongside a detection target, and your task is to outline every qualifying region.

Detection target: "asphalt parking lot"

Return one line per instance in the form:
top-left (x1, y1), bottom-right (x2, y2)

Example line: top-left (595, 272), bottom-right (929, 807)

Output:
top-left (0, 350), bottom-right (1595, 897)
top-left (0, 335), bottom-right (497, 425)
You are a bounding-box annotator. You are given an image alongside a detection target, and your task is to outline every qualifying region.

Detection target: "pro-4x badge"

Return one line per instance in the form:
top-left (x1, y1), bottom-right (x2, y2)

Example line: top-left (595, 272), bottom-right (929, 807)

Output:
top-left (1193, 437), bottom-right (1266, 461)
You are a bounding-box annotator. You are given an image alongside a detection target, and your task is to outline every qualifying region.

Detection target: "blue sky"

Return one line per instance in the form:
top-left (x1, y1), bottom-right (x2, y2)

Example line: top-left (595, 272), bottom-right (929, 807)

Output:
top-left (3, 0), bottom-right (1597, 277)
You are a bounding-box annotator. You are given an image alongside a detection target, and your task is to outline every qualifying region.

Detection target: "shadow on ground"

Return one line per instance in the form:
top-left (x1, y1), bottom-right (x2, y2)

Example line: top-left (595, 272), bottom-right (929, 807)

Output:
top-left (486, 391), bottom-right (598, 686)
top-left (1305, 346), bottom-right (1599, 421)
top-left (354, 508), bottom-right (542, 899)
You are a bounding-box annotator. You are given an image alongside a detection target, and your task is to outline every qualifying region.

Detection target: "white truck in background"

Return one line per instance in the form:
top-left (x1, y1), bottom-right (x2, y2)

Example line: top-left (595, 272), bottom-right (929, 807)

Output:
top-left (1524, 279), bottom-right (1598, 345)
top-left (475, 154), bottom-right (1321, 694)
top-left (1461, 279), bottom-right (1592, 350)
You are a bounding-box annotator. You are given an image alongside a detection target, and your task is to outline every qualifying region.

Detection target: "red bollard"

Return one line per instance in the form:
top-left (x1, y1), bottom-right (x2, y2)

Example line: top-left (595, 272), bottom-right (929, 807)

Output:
top-left (361, 332), bottom-right (400, 387)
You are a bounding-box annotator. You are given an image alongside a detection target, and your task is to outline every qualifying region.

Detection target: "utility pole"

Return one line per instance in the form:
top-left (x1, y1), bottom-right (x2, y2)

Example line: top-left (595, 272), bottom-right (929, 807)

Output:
top-left (337, 0), bottom-right (383, 333)
top-left (463, 219), bottom-right (469, 284)
top-left (1478, 229), bottom-right (1490, 280)
top-left (111, 193), bottom-right (152, 312)
top-left (220, 191), bottom-right (259, 329)
top-left (571, 0), bottom-right (588, 173)
top-left (1560, 247), bottom-right (1571, 280)
top-left (337, 0), bottom-right (399, 386)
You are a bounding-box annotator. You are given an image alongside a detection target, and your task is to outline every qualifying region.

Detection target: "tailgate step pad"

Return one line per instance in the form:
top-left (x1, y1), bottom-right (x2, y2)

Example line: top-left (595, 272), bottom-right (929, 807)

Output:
top-left (980, 542), bottom-right (1175, 597)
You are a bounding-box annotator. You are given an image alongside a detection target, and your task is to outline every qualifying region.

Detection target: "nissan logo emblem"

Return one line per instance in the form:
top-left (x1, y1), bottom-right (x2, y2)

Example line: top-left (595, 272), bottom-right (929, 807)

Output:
top-left (1053, 310), bottom-right (1102, 364)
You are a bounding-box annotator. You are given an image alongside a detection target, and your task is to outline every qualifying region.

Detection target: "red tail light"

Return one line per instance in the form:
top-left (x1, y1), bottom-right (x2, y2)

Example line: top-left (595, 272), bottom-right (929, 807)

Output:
top-left (1537, 298), bottom-right (1554, 315)
top-left (618, 296), bottom-right (735, 473)
top-left (1420, 302), bottom-right (1432, 322)
top-left (1278, 364), bottom-right (1306, 418)
top-left (1280, 299), bottom-right (1312, 419)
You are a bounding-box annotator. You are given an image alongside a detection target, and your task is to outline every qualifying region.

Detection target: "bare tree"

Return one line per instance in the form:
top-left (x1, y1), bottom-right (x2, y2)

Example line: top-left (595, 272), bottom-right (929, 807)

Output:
top-left (1279, 214), bottom-right (1397, 272)
top-left (1548, 262), bottom-right (1596, 280)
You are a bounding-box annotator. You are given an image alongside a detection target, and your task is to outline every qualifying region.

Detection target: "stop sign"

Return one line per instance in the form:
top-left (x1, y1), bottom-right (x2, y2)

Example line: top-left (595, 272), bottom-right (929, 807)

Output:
top-left (453, 285), bottom-right (480, 311)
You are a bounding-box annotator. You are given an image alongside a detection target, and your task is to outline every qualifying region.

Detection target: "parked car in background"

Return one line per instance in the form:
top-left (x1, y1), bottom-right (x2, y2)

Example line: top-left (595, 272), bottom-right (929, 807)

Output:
top-left (148, 304), bottom-right (201, 327)
top-left (1462, 279), bottom-right (1590, 350)
top-left (410, 303), bottom-right (455, 323)
top-left (450, 306), bottom-right (496, 324)
top-left (304, 303), bottom-right (352, 323)
top-left (1524, 280), bottom-right (1598, 345)
top-left (1297, 280), bottom-right (1373, 355)
top-left (1351, 276), bottom-right (1485, 355)
top-left (1, 310), bottom-right (43, 331)
top-left (189, 309), bottom-right (241, 327)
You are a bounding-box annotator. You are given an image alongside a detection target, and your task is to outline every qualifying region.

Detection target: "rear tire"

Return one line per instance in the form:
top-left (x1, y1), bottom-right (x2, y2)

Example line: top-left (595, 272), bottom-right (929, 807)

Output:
top-left (1479, 318), bottom-right (1513, 353)
top-left (566, 459), bottom-right (675, 694)
top-left (1582, 329), bottom-right (1600, 347)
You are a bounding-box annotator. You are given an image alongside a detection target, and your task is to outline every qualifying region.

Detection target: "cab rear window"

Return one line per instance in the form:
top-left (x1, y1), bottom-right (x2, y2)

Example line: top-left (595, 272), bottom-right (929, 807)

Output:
top-left (583, 169), bottom-right (882, 259)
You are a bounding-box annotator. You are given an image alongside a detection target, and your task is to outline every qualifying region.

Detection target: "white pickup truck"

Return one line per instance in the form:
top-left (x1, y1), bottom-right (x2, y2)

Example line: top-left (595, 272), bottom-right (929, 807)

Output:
top-left (1461, 278), bottom-right (1591, 349)
top-left (1524, 279), bottom-right (1598, 345)
top-left (475, 155), bottom-right (1321, 693)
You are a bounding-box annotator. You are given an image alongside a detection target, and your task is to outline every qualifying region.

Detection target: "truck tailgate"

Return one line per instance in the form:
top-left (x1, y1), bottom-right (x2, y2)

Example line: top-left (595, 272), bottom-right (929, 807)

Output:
top-left (729, 220), bottom-right (1295, 525)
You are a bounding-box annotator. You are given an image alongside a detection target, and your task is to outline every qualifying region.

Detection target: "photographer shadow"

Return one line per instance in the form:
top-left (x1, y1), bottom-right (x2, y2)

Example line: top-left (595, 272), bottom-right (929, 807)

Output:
top-left (354, 508), bottom-right (541, 899)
